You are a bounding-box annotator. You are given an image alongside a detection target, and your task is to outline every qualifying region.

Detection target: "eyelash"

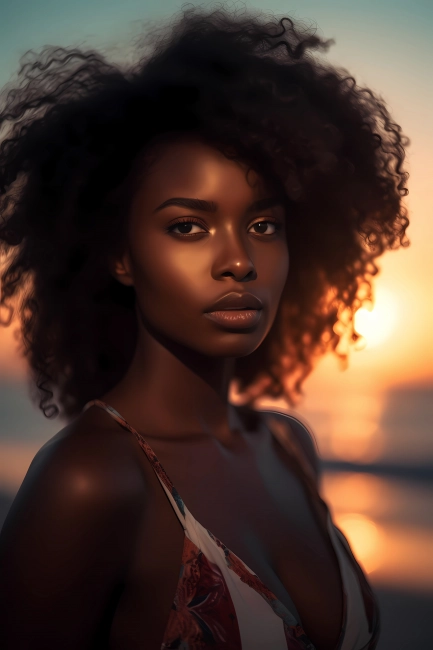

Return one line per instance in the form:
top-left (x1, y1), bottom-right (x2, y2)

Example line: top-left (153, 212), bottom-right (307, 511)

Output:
top-left (167, 217), bottom-right (283, 237)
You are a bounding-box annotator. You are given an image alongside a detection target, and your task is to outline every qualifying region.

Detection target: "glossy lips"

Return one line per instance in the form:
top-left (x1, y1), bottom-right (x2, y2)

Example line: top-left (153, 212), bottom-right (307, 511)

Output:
top-left (203, 292), bottom-right (263, 330)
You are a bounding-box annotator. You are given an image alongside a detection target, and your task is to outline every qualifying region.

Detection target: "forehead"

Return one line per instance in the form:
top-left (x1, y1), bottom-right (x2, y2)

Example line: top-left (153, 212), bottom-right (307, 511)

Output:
top-left (132, 134), bottom-right (268, 204)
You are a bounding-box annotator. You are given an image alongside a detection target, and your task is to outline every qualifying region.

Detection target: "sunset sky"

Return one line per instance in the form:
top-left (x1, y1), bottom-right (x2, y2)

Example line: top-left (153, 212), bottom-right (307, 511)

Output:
top-left (1, 0), bottom-right (432, 406)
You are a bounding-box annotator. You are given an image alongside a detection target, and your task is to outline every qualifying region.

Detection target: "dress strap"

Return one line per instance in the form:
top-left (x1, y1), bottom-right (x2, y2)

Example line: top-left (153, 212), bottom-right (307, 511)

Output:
top-left (262, 409), bottom-right (380, 647)
top-left (82, 399), bottom-right (187, 525)
top-left (262, 410), bottom-right (318, 489)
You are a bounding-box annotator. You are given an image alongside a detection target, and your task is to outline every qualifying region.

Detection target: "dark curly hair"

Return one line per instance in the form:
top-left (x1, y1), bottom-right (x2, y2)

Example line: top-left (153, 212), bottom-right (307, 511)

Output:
top-left (0, 4), bottom-right (410, 420)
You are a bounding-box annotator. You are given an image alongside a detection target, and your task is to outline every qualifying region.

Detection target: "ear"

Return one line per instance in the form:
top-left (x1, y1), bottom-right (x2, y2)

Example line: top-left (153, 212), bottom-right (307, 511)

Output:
top-left (109, 251), bottom-right (134, 287)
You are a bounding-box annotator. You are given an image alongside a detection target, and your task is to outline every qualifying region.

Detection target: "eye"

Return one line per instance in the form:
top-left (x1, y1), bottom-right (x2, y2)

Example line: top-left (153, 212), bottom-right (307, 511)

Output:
top-left (167, 218), bottom-right (207, 236)
top-left (249, 219), bottom-right (282, 235)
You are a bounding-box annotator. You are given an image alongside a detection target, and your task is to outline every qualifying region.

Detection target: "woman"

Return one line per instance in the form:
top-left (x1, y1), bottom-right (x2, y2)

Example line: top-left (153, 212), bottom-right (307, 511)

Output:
top-left (0, 5), bottom-right (410, 650)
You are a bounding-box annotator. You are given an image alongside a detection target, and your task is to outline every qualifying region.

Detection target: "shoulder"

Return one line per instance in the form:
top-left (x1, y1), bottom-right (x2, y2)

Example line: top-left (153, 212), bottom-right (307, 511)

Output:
top-left (257, 407), bottom-right (321, 483)
top-left (0, 409), bottom-right (149, 645)
top-left (3, 407), bottom-right (149, 543)
top-left (41, 406), bottom-right (146, 485)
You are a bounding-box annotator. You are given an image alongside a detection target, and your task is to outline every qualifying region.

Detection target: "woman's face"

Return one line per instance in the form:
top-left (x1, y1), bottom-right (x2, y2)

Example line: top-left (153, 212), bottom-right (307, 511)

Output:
top-left (115, 135), bottom-right (289, 359)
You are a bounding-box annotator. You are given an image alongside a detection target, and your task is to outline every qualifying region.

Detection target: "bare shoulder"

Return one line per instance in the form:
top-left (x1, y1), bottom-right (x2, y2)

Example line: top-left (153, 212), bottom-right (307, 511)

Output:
top-left (0, 407), bottom-right (149, 648)
top-left (3, 405), bottom-right (149, 541)
top-left (46, 405), bottom-right (145, 479)
top-left (255, 407), bottom-right (321, 483)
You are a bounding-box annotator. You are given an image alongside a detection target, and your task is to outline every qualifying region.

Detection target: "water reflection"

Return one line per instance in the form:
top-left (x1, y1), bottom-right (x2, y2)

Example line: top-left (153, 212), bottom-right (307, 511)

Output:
top-left (322, 472), bottom-right (433, 527)
top-left (334, 513), bottom-right (382, 574)
top-left (293, 382), bottom-right (433, 466)
top-left (322, 472), bottom-right (433, 591)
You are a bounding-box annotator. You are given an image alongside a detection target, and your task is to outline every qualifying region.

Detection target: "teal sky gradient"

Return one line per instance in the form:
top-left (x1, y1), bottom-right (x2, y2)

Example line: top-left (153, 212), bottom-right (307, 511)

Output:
top-left (0, 0), bottom-right (432, 87)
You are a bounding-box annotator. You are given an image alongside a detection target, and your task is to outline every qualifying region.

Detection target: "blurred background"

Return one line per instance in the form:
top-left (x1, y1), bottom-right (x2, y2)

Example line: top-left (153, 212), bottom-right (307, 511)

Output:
top-left (0, 1), bottom-right (432, 648)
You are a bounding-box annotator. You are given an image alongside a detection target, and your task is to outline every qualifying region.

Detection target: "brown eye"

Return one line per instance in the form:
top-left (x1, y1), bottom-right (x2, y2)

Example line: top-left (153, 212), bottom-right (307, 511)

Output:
top-left (167, 218), bottom-right (207, 236)
top-left (249, 220), bottom-right (281, 235)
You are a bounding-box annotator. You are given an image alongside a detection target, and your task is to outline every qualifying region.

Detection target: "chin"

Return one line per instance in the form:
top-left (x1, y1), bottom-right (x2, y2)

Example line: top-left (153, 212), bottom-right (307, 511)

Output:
top-left (200, 334), bottom-right (266, 359)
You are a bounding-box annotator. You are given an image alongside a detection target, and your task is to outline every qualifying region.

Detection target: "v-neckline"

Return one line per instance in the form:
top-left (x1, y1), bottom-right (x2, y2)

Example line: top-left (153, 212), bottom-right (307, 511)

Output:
top-left (82, 399), bottom-right (348, 650)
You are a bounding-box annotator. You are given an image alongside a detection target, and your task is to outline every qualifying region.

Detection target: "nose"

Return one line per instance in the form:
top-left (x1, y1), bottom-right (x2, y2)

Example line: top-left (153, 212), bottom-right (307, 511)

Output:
top-left (211, 231), bottom-right (257, 282)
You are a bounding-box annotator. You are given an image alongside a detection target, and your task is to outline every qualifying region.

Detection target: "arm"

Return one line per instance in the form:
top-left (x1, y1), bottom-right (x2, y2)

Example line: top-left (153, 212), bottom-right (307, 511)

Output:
top-left (0, 430), bottom-right (146, 649)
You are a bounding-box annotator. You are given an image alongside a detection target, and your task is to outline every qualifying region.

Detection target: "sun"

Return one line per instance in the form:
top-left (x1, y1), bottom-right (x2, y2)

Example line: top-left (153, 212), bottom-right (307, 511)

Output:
top-left (354, 286), bottom-right (398, 349)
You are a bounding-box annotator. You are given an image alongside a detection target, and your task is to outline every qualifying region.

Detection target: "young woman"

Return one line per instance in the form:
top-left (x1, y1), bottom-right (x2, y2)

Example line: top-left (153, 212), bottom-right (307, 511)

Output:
top-left (0, 5), bottom-right (410, 650)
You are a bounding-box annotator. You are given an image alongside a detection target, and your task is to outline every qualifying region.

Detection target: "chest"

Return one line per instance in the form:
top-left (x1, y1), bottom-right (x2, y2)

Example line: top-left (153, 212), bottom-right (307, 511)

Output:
top-left (109, 429), bottom-right (345, 650)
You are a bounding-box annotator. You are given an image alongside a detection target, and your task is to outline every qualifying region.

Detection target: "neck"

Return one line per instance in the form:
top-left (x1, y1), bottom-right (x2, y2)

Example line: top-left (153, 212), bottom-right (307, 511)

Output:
top-left (102, 315), bottom-right (244, 443)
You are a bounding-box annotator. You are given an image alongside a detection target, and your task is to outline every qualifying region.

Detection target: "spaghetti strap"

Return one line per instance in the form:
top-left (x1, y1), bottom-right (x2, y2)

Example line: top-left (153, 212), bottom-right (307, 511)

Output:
top-left (83, 399), bottom-right (187, 523)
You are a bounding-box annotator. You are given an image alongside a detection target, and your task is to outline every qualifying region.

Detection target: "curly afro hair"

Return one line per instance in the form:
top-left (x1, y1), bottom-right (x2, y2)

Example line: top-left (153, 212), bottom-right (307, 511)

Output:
top-left (0, 4), bottom-right (410, 420)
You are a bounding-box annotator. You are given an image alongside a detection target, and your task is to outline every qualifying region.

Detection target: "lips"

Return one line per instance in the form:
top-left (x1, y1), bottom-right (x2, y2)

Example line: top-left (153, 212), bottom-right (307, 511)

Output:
top-left (204, 292), bottom-right (263, 312)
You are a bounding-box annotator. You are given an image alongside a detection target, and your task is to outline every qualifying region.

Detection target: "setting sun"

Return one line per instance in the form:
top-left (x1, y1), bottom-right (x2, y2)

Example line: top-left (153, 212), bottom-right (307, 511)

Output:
top-left (354, 287), bottom-right (399, 349)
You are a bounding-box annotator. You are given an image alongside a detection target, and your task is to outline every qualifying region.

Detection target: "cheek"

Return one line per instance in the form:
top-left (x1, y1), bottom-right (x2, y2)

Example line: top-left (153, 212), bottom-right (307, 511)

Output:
top-left (279, 248), bottom-right (290, 283)
top-left (265, 245), bottom-right (289, 294)
top-left (133, 242), bottom-right (204, 321)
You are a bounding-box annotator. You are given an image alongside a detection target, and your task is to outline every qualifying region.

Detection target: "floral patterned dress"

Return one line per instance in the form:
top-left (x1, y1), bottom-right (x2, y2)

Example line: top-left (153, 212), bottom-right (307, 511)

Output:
top-left (83, 400), bottom-right (381, 650)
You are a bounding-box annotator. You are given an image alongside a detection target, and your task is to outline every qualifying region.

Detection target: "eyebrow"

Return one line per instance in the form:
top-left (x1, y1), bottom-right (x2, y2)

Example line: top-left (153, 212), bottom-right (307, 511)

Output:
top-left (152, 196), bottom-right (283, 214)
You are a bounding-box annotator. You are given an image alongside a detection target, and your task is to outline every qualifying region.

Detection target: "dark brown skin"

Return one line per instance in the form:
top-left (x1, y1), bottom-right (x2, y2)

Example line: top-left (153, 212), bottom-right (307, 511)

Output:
top-left (106, 134), bottom-right (289, 445)
top-left (0, 135), bottom-right (343, 650)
